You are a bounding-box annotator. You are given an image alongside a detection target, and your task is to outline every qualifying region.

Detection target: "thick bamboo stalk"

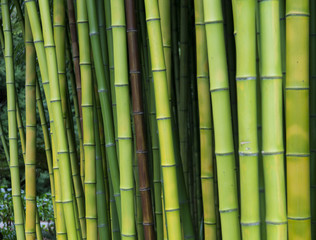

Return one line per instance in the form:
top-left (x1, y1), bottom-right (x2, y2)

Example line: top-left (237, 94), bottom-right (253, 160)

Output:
top-left (285, 1), bottom-right (311, 239)
top-left (2, 1), bottom-right (25, 238)
top-left (203, 0), bottom-right (240, 239)
top-left (110, 0), bottom-right (137, 238)
top-left (125, 0), bottom-right (155, 238)
top-left (144, 0), bottom-right (182, 238)
top-left (310, 0), bottom-right (316, 237)
top-left (231, 0), bottom-right (260, 239)
top-left (259, 0), bottom-right (287, 238)
top-left (193, 0), bottom-right (217, 238)
top-left (25, 9), bottom-right (38, 240)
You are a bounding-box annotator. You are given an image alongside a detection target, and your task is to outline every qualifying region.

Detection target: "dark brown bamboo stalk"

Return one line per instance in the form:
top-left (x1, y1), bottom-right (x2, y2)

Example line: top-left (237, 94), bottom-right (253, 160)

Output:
top-left (66, 0), bottom-right (82, 126)
top-left (125, 0), bottom-right (155, 239)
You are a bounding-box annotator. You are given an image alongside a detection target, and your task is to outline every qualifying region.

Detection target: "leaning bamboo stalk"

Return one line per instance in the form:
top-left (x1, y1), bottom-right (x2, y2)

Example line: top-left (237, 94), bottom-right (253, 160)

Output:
top-left (30, 0), bottom-right (79, 238)
top-left (125, 0), bottom-right (155, 238)
top-left (0, 118), bottom-right (9, 162)
top-left (86, 0), bottom-right (122, 227)
top-left (232, 0), bottom-right (260, 239)
top-left (144, 0), bottom-right (182, 238)
top-left (2, 0), bottom-right (25, 238)
top-left (111, 0), bottom-right (137, 238)
top-left (193, 0), bottom-right (216, 237)
top-left (285, 1), bottom-right (311, 239)
top-left (259, 0), bottom-right (287, 238)
top-left (203, 0), bottom-right (241, 238)
top-left (25, 8), bottom-right (38, 240)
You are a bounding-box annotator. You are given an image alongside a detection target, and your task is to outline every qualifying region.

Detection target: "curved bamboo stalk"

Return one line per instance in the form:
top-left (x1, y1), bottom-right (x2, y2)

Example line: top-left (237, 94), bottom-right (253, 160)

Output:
top-left (125, 0), bottom-right (155, 238)
top-left (203, 0), bottom-right (240, 238)
top-left (193, 0), bottom-right (216, 237)
top-left (2, 0), bottom-right (25, 238)
top-left (144, 0), bottom-right (182, 238)
top-left (259, 0), bottom-right (287, 238)
top-left (285, 1), bottom-right (311, 239)
top-left (231, 0), bottom-right (260, 239)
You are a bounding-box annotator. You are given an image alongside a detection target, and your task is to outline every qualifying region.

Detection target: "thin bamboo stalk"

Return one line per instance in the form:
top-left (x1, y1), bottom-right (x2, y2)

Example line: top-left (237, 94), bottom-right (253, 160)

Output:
top-left (2, 1), bottom-right (25, 238)
top-left (193, 0), bottom-right (216, 237)
top-left (285, 1), bottom-right (311, 239)
top-left (125, 0), bottom-right (155, 238)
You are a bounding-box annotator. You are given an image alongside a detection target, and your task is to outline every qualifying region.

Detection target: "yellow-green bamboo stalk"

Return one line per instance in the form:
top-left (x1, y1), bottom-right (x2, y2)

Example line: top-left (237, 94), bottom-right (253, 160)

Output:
top-left (144, 0), bottom-right (182, 238)
top-left (25, 8), bottom-right (38, 240)
top-left (77, 0), bottom-right (98, 238)
top-left (285, 1), bottom-right (311, 239)
top-left (310, 0), bottom-right (316, 237)
top-left (193, 0), bottom-right (216, 237)
top-left (2, 1), bottom-right (25, 238)
top-left (110, 0), bottom-right (136, 238)
top-left (232, 0), bottom-right (260, 239)
top-left (259, 0), bottom-right (287, 238)
top-left (203, 0), bottom-right (240, 239)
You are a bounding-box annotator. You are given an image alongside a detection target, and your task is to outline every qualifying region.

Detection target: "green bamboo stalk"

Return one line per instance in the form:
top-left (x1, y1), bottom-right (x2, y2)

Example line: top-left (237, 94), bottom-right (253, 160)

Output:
top-left (285, 1), bottom-right (311, 239)
top-left (77, 0), bottom-right (98, 238)
top-left (110, 0), bottom-right (136, 238)
top-left (144, 0), bottom-right (182, 238)
top-left (203, 0), bottom-right (240, 239)
top-left (30, 0), bottom-right (79, 238)
top-left (310, 0), bottom-right (316, 237)
top-left (25, 8), bottom-right (38, 239)
top-left (86, 0), bottom-right (122, 227)
top-left (259, 0), bottom-right (287, 238)
top-left (193, 0), bottom-right (217, 237)
top-left (2, 1), bottom-right (25, 238)
top-left (0, 118), bottom-right (9, 162)
top-left (231, 0), bottom-right (260, 239)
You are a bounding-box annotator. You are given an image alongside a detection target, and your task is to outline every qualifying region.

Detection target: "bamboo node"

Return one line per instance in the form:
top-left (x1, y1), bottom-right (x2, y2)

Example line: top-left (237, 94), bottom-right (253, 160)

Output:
top-left (219, 208), bottom-right (238, 213)
top-left (265, 221), bottom-right (287, 225)
top-left (240, 221), bottom-right (260, 226)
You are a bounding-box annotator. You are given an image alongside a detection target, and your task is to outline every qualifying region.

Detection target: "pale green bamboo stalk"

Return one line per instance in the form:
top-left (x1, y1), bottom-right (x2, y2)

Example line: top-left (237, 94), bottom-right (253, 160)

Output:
top-left (144, 0), bottom-right (182, 238)
top-left (193, 0), bottom-right (216, 237)
top-left (285, 1), bottom-right (311, 239)
top-left (110, 0), bottom-right (136, 238)
top-left (231, 0), bottom-right (260, 239)
top-left (203, 0), bottom-right (240, 239)
top-left (2, 1), bottom-right (25, 238)
top-left (259, 0), bottom-right (287, 238)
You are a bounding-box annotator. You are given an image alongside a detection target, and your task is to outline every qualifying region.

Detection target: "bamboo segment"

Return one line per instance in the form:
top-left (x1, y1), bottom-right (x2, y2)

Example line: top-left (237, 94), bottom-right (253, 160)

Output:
top-left (111, 0), bottom-right (136, 238)
top-left (125, 0), bottom-right (155, 238)
top-left (193, 0), bottom-right (217, 238)
top-left (285, 1), bottom-right (311, 239)
top-left (259, 0), bottom-right (287, 239)
top-left (144, 0), bottom-right (182, 238)
top-left (2, 0), bottom-right (25, 238)
top-left (25, 9), bottom-right (38, 240)
top-left (310, 0), bottom-right (316, 237)
top-left (203, 0), bottom-right (241, 239)
top-left (232, 0), bottom-right (260, 239)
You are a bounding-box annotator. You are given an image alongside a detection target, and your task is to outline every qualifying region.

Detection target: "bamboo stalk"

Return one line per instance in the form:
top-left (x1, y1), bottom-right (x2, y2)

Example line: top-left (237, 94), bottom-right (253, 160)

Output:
top-left (2, 1), bottom-right (25, 238)
top-left (125, 0), bottom-right (155, 238)
top-left (259, 0), bottom-right (287, 238)
top-left (285, 1), bottom-right (311, 239)
top-left (193, 0), bottom-right (217, 237)
top-left (144, 0), bottom-right (182, 238)
top-left (231, 0), bottom-right (260, 239)
top-left (203, 0), bottom-right (241, 238)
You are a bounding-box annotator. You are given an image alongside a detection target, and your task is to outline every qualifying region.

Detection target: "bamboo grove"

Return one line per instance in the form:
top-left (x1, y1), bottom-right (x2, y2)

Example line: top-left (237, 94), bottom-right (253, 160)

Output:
top-left (0, 0), bottom-right (316, 239)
